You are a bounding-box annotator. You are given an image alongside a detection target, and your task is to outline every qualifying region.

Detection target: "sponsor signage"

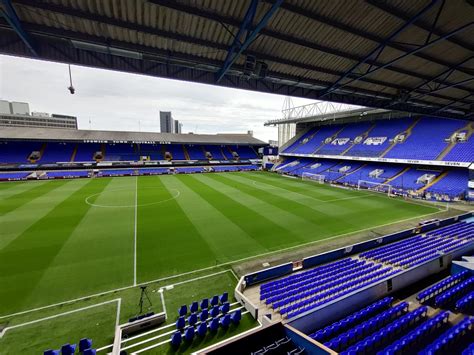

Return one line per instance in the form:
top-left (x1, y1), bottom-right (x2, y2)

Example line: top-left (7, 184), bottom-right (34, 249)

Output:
top-left (279, 153), bottom-right (471, 168)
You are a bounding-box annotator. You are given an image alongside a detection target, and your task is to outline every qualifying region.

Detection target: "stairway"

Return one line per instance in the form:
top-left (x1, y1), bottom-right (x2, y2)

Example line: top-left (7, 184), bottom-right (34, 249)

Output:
top-left (220, 147), bottom-right (228, 160)
top-left (436, 123), bottom-right (473, 161)
top-left (227, 146), bottom-right (237, 160)
top-left (341, 124), bottom-right (377, 156)
top-left (202, 146), bottom-right (210, 159)
top-left (162, 145), bottom-right (171, 160)
top-left (380, 118), bottom-right (420, 158)
top-left (35, 142), bottom-right (47, 162)
top-left (417, 171), bottom-right (448, 193)
top-left (383, 167), bottom-right (410, 184)
top-left (182, 145), bottom-right (190, 160)
top-left (70, 144), bottom-right (78, 162)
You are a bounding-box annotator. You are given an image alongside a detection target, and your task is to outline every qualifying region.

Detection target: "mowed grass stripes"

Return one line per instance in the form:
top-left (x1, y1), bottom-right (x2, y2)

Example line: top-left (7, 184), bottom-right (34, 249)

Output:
top-left (0, 172), bottom-right (438, 315)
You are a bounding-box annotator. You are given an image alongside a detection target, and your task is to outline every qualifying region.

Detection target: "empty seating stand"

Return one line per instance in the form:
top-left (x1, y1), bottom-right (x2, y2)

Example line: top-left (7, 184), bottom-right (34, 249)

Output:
top-left (419, 316), bottom-right (474, 354)
top-left (261, 258), bottom-right (398, 318)
top-left (171, 292), bottom-right (241, 348)
top-left (308, 294), bottom-right (473, 355)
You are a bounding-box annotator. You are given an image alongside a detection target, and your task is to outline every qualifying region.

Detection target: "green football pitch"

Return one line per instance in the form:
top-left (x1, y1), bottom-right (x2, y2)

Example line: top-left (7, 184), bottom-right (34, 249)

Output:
top-left (0, 171), bottom-right (440, 317)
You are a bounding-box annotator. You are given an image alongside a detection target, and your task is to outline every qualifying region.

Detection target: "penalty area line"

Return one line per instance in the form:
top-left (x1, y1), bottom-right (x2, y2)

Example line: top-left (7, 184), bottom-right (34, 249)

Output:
top-left (0, 298), bottom-right (121, 339)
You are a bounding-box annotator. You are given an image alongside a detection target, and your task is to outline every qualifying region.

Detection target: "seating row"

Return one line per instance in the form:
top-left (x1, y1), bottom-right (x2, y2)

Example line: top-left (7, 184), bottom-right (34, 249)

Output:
top-left (417, 270), bottom-right (470, 303)
top-left (285, 269), bottom-right (399, 319)
top-left (377, 310), bottom-right (450, 355)
top-left (324, 302), bottom-right (409, 352)
top-left (456, 291), bottom-right (474, 315)
top-left (419, 316), bottom-right (474, 354)
top-left (176, 303), bottom-right (230, 329)
top-left (341, 306), bottom-right (428, 355)
top-left (44, 338), bottom-right (94, 355)
top-left (178, 292), bottom-right (228, 317)
top-left (280, 267), bottom-right (397, 317)
top-left (434, 277), bottom-right (474, 308)
top-left (310, 297), bottom-right (394, 342)
top-left (170, 310), bottom-right (241, 346)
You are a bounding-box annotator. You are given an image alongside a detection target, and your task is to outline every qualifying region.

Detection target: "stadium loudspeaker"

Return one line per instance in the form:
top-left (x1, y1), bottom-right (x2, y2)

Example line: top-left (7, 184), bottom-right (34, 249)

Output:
top-left (244, 55), bottom-right (256, 75)
top-left (255, 61), bottom-right (268, 78)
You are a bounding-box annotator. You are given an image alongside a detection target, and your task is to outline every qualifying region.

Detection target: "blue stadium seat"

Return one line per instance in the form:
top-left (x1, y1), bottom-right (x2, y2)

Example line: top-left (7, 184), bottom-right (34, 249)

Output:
top-left (210, 306), bottom-right (219, 318)
top-left (184, 326), bottom-right (195, 341)
top-left (219, 292), bottom-right (228, 304)
top-left (211, 295), bottom-right (219, 306)
top-left (60, 343), bottom-right (76, 355)
top-left (176, 316), bottom-right (185, 330)
top-left (188, 313), bottom-right (198, 326)
top-left (190, 301), bottom-right (199, 313)
top-left (197, 323), bottom-right (207, 337)
top-left (200, 298), bottom-right (209, 310)
top-left (220, 314), bottom-right (231, 328)
top-left (231, 309), bottom-right (242, 324)
top-left (170, 331), bottom-right (182, 347)
top-left (220, 302), bottom-right (230, 314)
top-left (79, 338), bottom-right (92, 352)
top-left (199, 309), bottom-right (209, 322)
top-left (178, 305), bottom-right (187, 317)
top-left (43, 350), bottom-right (59, 355)
top-left (83, 349), bottom-right (96, 355)
top-left (209, 318), bottom-right (219, 332)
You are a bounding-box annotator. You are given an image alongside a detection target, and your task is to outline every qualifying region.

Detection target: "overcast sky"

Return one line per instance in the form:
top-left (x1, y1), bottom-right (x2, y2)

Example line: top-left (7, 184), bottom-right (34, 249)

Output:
top-left (0, 54), bottom-right (316, 142)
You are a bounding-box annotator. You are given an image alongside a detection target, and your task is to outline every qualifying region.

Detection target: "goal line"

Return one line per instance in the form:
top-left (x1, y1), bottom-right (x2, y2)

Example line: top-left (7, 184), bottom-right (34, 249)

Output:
top-left (357, 180), bottom-right (392, 196)
top-left (302, 172), bottom-right (325, 184)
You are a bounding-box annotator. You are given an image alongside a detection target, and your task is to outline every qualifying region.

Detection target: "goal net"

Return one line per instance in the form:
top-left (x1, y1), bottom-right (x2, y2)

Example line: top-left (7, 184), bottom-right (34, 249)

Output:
top-left (302, 172), bottom-right (325, 184)
top-left (358, 180), bottom-right (392, 195)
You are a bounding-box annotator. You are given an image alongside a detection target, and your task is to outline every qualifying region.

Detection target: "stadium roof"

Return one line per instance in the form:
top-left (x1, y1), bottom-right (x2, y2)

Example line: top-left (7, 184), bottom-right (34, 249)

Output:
top-left (0, 0), bottom-right (473, 120)
top-left (0, 126), bottom-right (266, 145)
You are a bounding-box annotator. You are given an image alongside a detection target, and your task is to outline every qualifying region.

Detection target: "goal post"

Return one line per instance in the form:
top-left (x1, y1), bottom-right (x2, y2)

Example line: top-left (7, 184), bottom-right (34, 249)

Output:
top-left (357, 180), bottom-right (392, 196)
top-left (302, 172), bottom-right (325, 184)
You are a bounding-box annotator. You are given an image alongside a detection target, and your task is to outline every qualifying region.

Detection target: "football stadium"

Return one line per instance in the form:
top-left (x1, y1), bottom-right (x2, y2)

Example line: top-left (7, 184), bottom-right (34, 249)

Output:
top-left (0, 1), bottom-right (473, 354)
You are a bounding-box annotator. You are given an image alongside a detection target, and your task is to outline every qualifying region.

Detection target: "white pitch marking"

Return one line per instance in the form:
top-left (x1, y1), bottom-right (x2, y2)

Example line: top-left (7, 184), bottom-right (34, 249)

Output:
top-left (130, 309), bottom-right (250, 354)
top-left (158, 289), bottom-right (166, 317)
top-left (84, 186), bottom-right (180, 208)
top-left (0, 298), bottom-right (121, 339)
top-left (133, 176), bottom-right (138, 287)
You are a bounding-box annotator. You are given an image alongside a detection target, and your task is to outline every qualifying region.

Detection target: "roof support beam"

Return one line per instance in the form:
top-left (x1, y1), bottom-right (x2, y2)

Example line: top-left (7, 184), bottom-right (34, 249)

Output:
top-left (215, 0), bottom-right (283, 82)
top-left (320, 21), bottom-right (473, 97)
top-left (0, 0), bottom-right (36, 55)
top-left (15, 0), bottom-right (474, 95)
top-left (412, 77), bottom-right (474, 101)
top-left (365, 0), bottom-right (474, 52)
top-left (147, 0), bottom-right (470, 91)
top-left (431, 93), bottom-right (473, 114)
top-left (263, 0), bottom-right (474, 78)
top-left (215, 0), bottom-right (258, 82)
top-left (406, 56), bottom-right (474, 97)
top-left (320, 0), bottom-right (441, 97)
